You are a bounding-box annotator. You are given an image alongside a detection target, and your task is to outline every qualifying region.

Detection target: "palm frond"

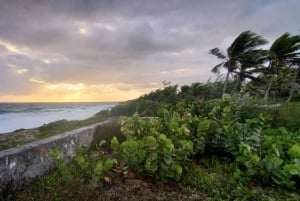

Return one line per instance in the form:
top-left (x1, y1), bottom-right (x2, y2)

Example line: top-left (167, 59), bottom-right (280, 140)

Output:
top-left (209, 48), bottom-right (226, 59)
top-left (211, 62), bottom-right (224, 74)
top-left (228, 30), bottom-right (268, 58)
top-left (269, 33), bottom-right (300, 63)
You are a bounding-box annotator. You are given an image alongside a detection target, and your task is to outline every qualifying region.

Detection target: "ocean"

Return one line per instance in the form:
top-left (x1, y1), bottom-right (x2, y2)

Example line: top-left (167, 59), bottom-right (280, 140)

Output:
top-left (0, 102), bottom-right (116, 134)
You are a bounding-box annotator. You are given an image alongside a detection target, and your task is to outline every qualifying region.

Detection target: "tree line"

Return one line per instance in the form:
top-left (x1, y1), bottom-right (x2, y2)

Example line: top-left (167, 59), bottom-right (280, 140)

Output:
top-left (210, 30), bottom-right (300, 103)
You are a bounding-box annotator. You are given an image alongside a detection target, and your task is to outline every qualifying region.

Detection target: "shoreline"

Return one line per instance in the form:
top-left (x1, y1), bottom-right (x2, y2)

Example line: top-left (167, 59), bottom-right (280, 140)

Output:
top-left (0, 114), bottom-right (110, 151)
top-left (0, 127), bottom-right (40, 151)
top-left (0, 102), bottom-right (116, 133)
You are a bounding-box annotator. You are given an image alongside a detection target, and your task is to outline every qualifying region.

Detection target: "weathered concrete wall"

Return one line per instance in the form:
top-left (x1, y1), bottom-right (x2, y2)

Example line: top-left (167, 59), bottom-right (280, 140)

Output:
top-left (0, 119), bottom-right (120, 190)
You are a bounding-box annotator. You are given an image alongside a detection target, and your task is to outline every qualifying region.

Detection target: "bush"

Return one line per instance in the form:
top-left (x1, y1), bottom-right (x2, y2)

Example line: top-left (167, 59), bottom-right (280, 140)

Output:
top-left (111, 95), bottom-right (300, 189)
top-left (111, 114), bottom-right (193, 182)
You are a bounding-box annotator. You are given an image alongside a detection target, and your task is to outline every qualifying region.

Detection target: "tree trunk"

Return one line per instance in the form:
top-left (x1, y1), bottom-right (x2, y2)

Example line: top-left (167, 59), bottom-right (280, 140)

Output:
top-left (263, 62), bottom-right (273, 103)
top-left (264, 74), bottom-right (275, 103)
top-left (222, 70), bottom-right (230, 96)
top-left (231, 74), bottom-right (240, 94)
top-left (287, 67), bottom-right (300, 102)
top-left (232, 68), bottom-right (246, 94)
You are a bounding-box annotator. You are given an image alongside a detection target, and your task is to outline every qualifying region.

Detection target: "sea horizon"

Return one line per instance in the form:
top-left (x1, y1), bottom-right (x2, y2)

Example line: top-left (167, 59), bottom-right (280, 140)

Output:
top-left (0, 101), bottom-right (120, 104)
top-left (0, 102), bottom-right (117, 133)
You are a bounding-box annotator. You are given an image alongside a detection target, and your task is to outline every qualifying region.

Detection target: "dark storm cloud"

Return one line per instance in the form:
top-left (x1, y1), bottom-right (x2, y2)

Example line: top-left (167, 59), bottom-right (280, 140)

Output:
top-left (0, 0), bottom-right (299, 99)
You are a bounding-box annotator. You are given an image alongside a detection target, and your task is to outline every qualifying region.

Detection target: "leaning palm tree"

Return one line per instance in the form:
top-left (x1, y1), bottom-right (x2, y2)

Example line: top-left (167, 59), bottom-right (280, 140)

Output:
top-left (232, 49), bottom-right (268, 93)
top-left (210, 30), bottom-right (268, 96)
top-left (263, 33), bottom-right (300, 103)
top-left (287, 58), bottom-right (300, 102)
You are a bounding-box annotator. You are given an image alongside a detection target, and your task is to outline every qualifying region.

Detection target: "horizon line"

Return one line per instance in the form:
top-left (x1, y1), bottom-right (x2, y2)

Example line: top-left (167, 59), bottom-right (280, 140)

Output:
top-left (0, 101), bottom-right (123, 103)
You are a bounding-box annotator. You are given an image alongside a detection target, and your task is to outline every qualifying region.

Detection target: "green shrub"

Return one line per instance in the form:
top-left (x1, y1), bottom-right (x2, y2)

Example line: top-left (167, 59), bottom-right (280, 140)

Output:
top-left (50, 147), bottom-right (116, 188)
top-left (111, 114), bottom-right (193, 182)
top-left (114, 95), bottom-right (300, 189)
top-left (272, 103), bottom-right (300, 131)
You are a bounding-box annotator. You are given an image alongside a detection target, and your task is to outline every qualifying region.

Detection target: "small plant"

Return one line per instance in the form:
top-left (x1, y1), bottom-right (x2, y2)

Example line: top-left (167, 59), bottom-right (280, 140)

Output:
top-left (111, 114), bottom-right (194, 182)
top-left (50, 145), bottom-right (116, 188)
top-left (50, 149), bottom-right (73, 183)
top-left (111, 95), bottom-right (300, 189)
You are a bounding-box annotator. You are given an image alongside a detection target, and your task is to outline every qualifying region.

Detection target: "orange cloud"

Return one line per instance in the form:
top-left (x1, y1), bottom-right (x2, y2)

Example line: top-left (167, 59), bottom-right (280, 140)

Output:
top-left (1, 79), bottom-right (154, 102)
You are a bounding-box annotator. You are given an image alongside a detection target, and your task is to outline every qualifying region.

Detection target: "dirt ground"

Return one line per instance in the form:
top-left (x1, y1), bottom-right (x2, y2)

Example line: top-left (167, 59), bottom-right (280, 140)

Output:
top-left (0, 129), bottom-right (204, 201)
top-left (14, 170), bottom-right (204, 201)
top-left (89, 170), bottom-right (203, 201)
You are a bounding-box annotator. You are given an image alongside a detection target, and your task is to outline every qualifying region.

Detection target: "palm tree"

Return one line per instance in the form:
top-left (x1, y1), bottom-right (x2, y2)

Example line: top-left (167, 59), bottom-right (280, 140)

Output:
top-left (287, 59), bottom-right (300, 102)
top-left (210, 30), bottom-right (268, 96)
top-left (263, 33), bottom-right (300, 103)
top-left (232, 49), bottom-right (268, 93)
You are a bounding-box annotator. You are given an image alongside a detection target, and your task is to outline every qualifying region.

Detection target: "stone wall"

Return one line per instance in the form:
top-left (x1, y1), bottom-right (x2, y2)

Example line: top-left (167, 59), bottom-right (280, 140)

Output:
top-left (0, 119), bottom-right (120, 190)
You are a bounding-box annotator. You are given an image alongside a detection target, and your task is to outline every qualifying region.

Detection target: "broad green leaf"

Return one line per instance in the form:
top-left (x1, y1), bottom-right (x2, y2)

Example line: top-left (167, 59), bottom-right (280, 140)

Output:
top-left (198, 119), bottom-right (211, 132)
top-left (288, 145), bottom-right (300, 159)
top-left (283, 164), bottom-right (300, 175)
top-left (145, 136), bottom-right (157, 149)
top-left (110, 137), bottom-right (120, 153)
top-left (294, 158), bottom-right (300, 165)
top-left (103, 158), bottom-right (115, 171)
top-left (169, 119), bottom-right (179, 131)
top-left (251, 154), bottom-right (260, 162)
top-left (172, 163), bottom-right (183, 176)
top-left (163, 139), bottom-right (174, 155)
top-left (95, 161), bottom-right (104, 173)
top-left (272, 144), bottom-right (280, 157)
top-left (158, 134), bottom-right (167, 142)
top-left (223, 106), bottom-right (231, 113)
top-left (163, 156), bottom-right (172, 166)
top-left (145, 158), bottom-right (158, 173)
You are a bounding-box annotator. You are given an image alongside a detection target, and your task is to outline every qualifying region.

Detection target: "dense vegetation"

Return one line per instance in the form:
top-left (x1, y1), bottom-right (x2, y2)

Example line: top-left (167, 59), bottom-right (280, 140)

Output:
top-left (2, 30), bottom-right (300, 200)
top-left (209, 30), bottom-right (300, 103)
top-left (3, 84), bottom-right (300, 200)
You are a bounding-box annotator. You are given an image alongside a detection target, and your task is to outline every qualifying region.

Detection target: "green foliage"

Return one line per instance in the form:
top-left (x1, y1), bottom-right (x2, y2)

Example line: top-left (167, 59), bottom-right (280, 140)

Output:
top-left (140, 84), bottom-right (179, 105)
top-left (179, 82), bottom-right (226, 101)
top-left (210, 30), bottom-right (268, 95)
top-left (38, 115), bottom-right (107, 139)
top-left (109, 99), bottom-right (139, 116)
top-left (4, 88), bottom-right (300, 200)
top-left (50, 145), bottom-right (116, 188)
top-left (111, 113), bottom-right (194, 182)
top-left (183, 161), bottom-right (300, 201)
top-left (234, 126), bottom-right (300, 189)
top-left (288, 145), bottom-right (300, 158)
top-left (112, 94), bottom-right (300, 189)
top-left (271, 102), bottom-right (300, 131)
top-left (50, 149), bottom-right (73, 183)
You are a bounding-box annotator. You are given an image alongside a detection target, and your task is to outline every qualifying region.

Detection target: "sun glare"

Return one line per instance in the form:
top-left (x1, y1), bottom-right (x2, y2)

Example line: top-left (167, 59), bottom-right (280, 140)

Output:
top-left (79, 28), bottom-right (87, 35)
top-left (0, 41), bottom-right (20, 53)
top-left (19, 78), bottom-right (152, 102)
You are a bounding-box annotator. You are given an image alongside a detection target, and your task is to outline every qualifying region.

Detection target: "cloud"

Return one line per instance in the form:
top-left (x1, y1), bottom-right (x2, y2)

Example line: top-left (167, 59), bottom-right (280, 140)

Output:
top-left (0, 0), bottom-right (299, 101)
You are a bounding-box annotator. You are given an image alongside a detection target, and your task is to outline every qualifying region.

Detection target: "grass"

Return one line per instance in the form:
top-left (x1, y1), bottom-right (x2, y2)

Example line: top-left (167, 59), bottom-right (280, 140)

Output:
top-left (0, 113), bottom-right (109, 152)
top-left (3, 153), bottom-right (299, 201)
top-left (0, 100), bottom-right (138, 152)
top-left (183, 160), bottom-right (300, 201)
top-left (1, 99), bottom-right (300, 200)
top-left (38, 116), bottom-right (107, 139)
top-left (271, 102), bottom-right (300, 131)
top-left (244, 101), bottom-right (300, 131)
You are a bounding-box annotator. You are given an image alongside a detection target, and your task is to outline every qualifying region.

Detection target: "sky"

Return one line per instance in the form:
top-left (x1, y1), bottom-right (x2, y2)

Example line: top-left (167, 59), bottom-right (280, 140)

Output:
top-left (0, 0), bottom-right (299, 102)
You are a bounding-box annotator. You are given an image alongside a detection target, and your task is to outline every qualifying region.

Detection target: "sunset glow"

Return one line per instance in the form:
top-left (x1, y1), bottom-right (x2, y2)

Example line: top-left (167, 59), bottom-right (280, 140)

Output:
top-left (0, 0), bottom-right (299, 102)
top-left (2, 78), bottom-right (153, 102)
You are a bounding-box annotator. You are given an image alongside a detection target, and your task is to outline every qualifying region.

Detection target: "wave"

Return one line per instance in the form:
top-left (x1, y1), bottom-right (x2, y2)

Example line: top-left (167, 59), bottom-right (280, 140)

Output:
top-left (0, 102), bottom-right (116, 133)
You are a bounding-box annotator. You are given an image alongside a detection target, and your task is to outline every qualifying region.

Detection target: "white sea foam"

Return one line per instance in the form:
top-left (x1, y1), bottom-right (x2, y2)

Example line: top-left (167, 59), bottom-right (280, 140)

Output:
top-left (0, 103), bottom-right (115, 133)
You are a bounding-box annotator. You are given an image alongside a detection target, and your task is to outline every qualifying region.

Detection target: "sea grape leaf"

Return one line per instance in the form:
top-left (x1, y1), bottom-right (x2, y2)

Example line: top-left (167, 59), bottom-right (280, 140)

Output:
top-left (288, 145), bottom-right (300, 159)
top-left (283, 164), bottom-right (300, 175)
